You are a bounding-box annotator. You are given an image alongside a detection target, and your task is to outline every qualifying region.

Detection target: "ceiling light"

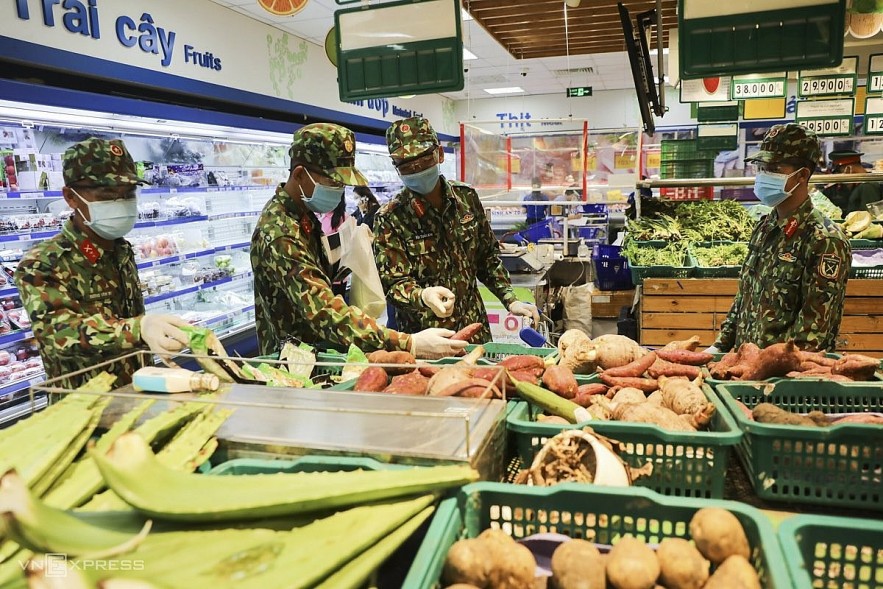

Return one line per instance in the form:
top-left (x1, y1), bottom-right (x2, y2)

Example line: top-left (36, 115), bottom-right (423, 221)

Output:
top-left (484, 87), bottom-right (525, 95)
top-left (463, 47), bottom-right (478, 60)
top-left (564, 0), bottom-right (581, 6)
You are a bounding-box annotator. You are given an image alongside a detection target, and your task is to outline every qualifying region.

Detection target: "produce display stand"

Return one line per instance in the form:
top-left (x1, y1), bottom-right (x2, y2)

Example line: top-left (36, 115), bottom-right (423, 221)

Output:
top-left (402, 482), bottom-right (793, 589)
top-left (32, 351), bottom-right (510, 481)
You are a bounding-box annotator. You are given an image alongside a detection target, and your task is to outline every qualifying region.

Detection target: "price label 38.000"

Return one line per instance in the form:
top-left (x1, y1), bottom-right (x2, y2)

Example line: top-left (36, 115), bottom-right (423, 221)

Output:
top-left (732, 80), bottom-right (784, 99)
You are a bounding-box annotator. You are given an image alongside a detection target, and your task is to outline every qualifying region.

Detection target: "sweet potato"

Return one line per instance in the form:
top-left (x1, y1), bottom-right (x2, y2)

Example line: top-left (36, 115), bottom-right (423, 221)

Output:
top-left (799, 350), bottom-right (836, 367)
top-left (708, 351), bottom-right (740, 379)
top-left (712, 342), bottom-right (762, 379)
top-left (417, 365), bottom-right (441, 378)
top-left (752, 403), bottom-right (825, 426)
top-left (656, 348), bottom-right (714, 366)
top-left (451, 322), bottom-right (483, 342)
top-left (383, 370), bottom-right (429, 395)
top-left (662, 335), bottom-right (702, 351)
top-left (689, 508), bottom-right (751, 565)
top-left (611, 387), bottom-right (647, 406)
top-left (656, 537), bottom-right (709, 589)
top-left (353, 366), bottom-right (389, 392)
top-left (437, 378), bottom-right (502, 398)
top-left (542, 365), bottom-right (579, 399)
top-left (832, 354), bottom-right (880, 381)
top-left (602, 351), bottom-right (657, 378)
top-left (606, 535), bottom-right (660, 589)
top-left (703, 555), bottom-right (760, 589)
top-left (833, 414), bottom-right (883, 425)
top-left (732, 399), bottom-right (753, 420)
top-left (578, 383), bottom-right (608, 397)
top-left (599, 374), bottom-right (658, 393)
top-left (508, 370), bottom-right (541, 386)
top-left (736, 341), bottom-right (802, 380)
top-left (367, 350), bottom-right (416, 375)
top-left (647, 359), bottom-right (701, 380)
top-left (613, 402), bottom-right (696, 431)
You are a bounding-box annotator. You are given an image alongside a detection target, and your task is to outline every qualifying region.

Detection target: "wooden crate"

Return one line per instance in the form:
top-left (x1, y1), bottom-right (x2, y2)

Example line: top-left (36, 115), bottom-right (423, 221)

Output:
top-left (592, 289), bottom-right (636, 319)
top-left (639, 278), bottom-right (883, 358)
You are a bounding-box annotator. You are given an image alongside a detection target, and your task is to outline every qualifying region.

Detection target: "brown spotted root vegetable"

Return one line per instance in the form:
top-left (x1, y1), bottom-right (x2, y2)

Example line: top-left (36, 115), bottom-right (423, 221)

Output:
top-left (656, 537), bottom-right (709, 589)
top-left (657, 377), bottom-right (715, 427)
top-left (550, 539), bottom-right (606, 589)
top-left (366, 350), bottom-right (416, 375)
top-left (689, 507), bottom-right (750, 565)
top-left (558, 329), bottom-right (599, 374)
top-left (442, 538), bottom-right (492, 587)
top-left (353, 365), bottom-right (388, 392)
top-left (606, 535), bottom-right (660, 589)
top-left (588, 334), bottom-right (647, 370)
top-left (703, 555), bottom-right (761, 589)
top-left (542, 365), bottom-right (579, 398)
top-left (752, 403), bottom-right (827, 427)
top-left (613, 402), bottom-right (696, 432)
top-left (478, 529), bottom-right (537, 589)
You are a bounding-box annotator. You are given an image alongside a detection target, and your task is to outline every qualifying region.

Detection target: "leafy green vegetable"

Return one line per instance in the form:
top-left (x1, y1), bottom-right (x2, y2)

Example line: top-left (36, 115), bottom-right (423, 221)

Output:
top-left (280, 341), bottom-right (315, 378)
top-left (341, 344), bottom-right (369, 383)
top-left (623, 240), bottom-right (690, 267)
top-left (692, 243), bottom-right (749, 267)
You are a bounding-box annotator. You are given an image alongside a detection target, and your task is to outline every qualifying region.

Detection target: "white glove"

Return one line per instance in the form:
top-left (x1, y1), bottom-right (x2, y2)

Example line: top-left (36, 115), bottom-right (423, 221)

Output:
top-left (410, 328), bottom-right (468, 360)
top-left (140, 314), bottom-right (190, 356)
top-left (420, 286), bottom-right (455, 318)
top-left (508, 300), bottom-right (540, 326)
top-left (704, 345), bottom-right (721, 355)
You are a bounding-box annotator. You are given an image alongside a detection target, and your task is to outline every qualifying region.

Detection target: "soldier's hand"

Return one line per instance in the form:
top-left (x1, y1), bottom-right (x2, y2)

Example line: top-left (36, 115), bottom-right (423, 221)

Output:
top-left (410, 328), bottom-right (468, 360)
top-left (508, 300), bottom-right (540, 326)
top-left (141, 314), bottom-right (190, 357)
top-left (420, 286), bottom-right (455, 318)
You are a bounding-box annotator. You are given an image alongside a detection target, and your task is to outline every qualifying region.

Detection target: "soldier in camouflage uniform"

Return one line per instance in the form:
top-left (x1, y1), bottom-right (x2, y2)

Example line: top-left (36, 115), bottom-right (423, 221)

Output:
top-left (15, 138), bottom-right (191, 389)
top-left (374, 117), bottom-right (540, 343)
top-left (711, 124), bottom-right (851, 353)
top-left (250, 123), bottom-right (466, 359)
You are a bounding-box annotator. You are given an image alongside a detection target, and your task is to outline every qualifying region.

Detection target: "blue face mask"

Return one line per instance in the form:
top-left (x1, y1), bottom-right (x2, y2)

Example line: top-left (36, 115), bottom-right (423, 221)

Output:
top-left (753, 168), bottom-right (803, 208)
top-left (400, 164), bottom-right (440, 195)
top-left (299, 168), bottom-right (344, 214)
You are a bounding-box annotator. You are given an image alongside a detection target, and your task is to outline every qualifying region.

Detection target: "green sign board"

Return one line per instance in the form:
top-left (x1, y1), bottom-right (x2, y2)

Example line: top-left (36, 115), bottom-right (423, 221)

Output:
top-left (864, 96), bottom-right (883, 135)
top-left (566, 86), bottom-right (593, 98)
top-left (334, 0), bottom-right (463, 101)
top-left (678, 0), bottom-right (846, 79)
top-left (696, 123), bottom-right (738, 150)
top-left (798, 56), bottom-right (858, 98)
top-left (696, 101), bottom-right (740, 122)
top-left (868, 54), bottom-right (883, 94)
top-left (730, 73), bottom-right (787, 99)
top-left (795, 97), bottom-right (855, 136)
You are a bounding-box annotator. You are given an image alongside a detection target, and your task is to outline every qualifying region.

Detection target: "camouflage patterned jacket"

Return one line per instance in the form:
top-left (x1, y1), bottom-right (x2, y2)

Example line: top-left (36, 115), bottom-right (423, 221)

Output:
top-left (14, 220), bottom-right (145, 388)
top-left (374, 177), bottom-right (517, 342)
top-left (251, 185), bottom-right (412, 356)
top-left (715, 197), bottom-right (851, 352)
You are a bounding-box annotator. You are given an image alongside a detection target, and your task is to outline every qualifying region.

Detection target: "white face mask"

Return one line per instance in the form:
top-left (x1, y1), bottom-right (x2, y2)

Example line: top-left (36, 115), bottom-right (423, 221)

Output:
top-left (71, 188), bottom-right (138, 240)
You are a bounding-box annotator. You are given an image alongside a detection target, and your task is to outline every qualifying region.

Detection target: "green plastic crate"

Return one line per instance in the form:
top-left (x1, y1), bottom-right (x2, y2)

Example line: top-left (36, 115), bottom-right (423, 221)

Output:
top-left (689, 242), bottom-right (747, 279)
top-left (701, 352), bottom-right (881, 387)
top-left (402, 482), bottom-right (792, 589)
top-left (506, 386), bottom-right (741, 498)
top-left (464, 342), bottom-right (557, 362)
top-left (778, 514), bottom-right (883, 589)
top-left (660, 160), bottom-right (714, 179)
top-left (629, 259), bottom-right (694, 284)
top-left (207, 455), bottom-right (404, 475)
top-left (715, 380), bottom-right (883, 510)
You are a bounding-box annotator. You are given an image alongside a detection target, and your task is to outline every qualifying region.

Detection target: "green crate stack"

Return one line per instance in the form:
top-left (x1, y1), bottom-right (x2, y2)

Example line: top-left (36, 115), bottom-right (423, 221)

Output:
top-left (659, 139), bottom-right (716, 180)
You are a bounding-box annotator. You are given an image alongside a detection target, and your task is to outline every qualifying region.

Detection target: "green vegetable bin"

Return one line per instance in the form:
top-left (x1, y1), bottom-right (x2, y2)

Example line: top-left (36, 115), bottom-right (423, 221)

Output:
top-left (401, 482), bottom-right (792, 589)
top-left (464, 342), bottom-right (557, 361)
top-left (626, 242), bottom-right (694, 285)
top-left (778, 514), bottom-right (883, 588)
top-left (715, 380), bottom-right (883, 510)
top-left (689, 241), bottom-right (747, 278)
top-left (207, 455), bottom-right (404, 475)
top-left (506, 385), bottom-right (742, 498)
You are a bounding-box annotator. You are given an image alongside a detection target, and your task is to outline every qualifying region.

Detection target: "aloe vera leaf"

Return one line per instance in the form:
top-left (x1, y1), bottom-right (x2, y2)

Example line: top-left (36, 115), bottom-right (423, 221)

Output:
top-left (43, 400), bottom-right (154, 510)
top-left (314, 505), bottom-right (434, 589)
top-left (156, 409), bottom-right (231, 471)
top-left (0, 471), bottom-right (151, 558)
top-left (92, 433), bottom-right (476, 522)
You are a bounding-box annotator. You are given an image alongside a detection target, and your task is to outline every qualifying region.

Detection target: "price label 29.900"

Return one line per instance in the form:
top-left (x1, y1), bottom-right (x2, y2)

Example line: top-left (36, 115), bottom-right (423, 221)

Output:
top-left (800, 77), bottom-right (854, 96)
top-left (798, 57), bottom-right (858, 98)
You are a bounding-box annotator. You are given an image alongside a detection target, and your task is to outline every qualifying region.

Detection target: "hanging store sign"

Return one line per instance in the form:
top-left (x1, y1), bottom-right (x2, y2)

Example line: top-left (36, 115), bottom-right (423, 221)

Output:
top-left (731, 73), bottom-right (787, 99)
top-left (680, 77), bottom-right (732, 103)
top-left (795, 98), bottom-right (855, 136)
top-left (798, 57), bottom-right (858, 98)
top-left (868, 54), bottom-right (883, 94)
top-left (696, 123), bottom-right (738, 150)
top-left (566, 86), bottom-right (593, 98)
top-left (864, 96), bottom-right (883, 135)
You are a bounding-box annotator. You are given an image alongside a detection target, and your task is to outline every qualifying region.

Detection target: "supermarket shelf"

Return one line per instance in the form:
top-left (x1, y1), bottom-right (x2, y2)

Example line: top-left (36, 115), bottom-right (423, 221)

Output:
top-left (0, 229), bottom-right (60, 244)
top-left (199, 305), bottom-right (256, 329)
top-left (638, 172), bottom-right (882, 189)
top-left (0, 330), bottom-right (33, 348)
top-left (0, 372), bottom-right (44, 400)
top-left (0, 185), bottom-right (275, 201)
top-left (143, 271), bottom-right (254, 305)
top-left (208, 211), bottom-right (261, 221)
top-left (136, 241), bottom-right (249, 271)
top-left (133, 215), bottom-right (208, 229)
top-left (0, 286), bottom-right (17, 299)
top-left (0, 394), bottom-right (47, 427)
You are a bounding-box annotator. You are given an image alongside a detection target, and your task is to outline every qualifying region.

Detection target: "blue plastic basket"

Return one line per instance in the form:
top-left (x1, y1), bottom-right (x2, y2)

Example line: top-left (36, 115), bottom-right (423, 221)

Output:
top-left (592, 244), bottom-right (632, 291)
top-left (520, 219), bottom-right (557, 243)
top-left (581, 204), bottom-right (608, 215)
top-left (576, 226), bottom-right (603, 240)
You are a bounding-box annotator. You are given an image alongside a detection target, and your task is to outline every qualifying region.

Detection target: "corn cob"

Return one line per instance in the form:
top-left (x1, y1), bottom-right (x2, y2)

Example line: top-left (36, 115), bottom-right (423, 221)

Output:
top-left (92, 432), bottom-right (475, 522)
top-left (0, 471), bottom-right (151, 558)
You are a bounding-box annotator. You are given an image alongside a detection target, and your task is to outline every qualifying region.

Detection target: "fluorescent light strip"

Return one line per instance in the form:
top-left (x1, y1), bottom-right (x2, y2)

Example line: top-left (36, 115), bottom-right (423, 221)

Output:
top-left (483, 87), bottom-right (525, 95)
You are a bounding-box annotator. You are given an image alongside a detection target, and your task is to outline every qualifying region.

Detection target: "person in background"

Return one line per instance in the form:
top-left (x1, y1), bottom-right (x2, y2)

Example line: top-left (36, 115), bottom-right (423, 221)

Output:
top-left (707, 124), bottom-right (850, 354)
top-left (352, 185), bottom-right (380, 230)
top-left (374, 117), bottom-right (540, 344)
top-left (824, 149), bottom-right (881, 215)
top-left (522, 177), bottom-right (550, 226)
top-left (552, 179), bottom-right (582, 219)
top-left (15, 138), bottom-right (191, 388)
top-left (250, 123), bottom-right (465, 359)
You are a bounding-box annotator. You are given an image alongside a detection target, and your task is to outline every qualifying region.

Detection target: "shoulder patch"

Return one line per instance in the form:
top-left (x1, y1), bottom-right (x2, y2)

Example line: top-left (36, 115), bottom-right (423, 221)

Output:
top-left (818, 253), bottom-right (842, 280)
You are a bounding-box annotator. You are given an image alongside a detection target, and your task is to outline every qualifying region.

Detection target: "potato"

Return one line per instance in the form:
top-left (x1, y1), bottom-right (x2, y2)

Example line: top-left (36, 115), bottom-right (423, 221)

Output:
top-left (656, 538), bottom-right (709, 589)
top-left (703, 555), bottom-right (761, 589)
top-left (442, 538), bottom-right (492, 588)
top-left (550, 539), bottom-right (605, 589)
top-left (486, 541), bottom-right (536, 589)
top-left (606, 535), bottom-right (660, 589)
top-left (689, 508), bottom-right (750, 565)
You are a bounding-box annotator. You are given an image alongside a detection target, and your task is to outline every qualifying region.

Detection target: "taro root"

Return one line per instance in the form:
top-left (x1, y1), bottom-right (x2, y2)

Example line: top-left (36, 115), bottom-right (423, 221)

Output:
top-left (606, 535), bottom-right (660, 589)
top-left (442, 538), bottom-right (492, 588)
top-left (656, 537), bottom-right (709, 589)
top-left (550, 539), bottom-right (605, 589)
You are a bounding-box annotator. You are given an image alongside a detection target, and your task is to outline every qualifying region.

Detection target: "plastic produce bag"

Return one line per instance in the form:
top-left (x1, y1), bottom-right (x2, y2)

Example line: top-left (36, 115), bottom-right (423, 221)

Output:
top-left (338, 218), bottom-right (386, 319)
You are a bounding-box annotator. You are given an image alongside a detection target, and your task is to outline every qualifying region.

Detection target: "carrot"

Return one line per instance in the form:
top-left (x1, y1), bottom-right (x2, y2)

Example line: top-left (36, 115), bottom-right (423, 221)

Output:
top-left (647, 359), bottom-right (701, 380)
top-left (601, 351), bottom-right (657, 378)
top-left (655, 348), bottom-right (714, 366)
top-left (599, 374), bottom-right (658, 393)
top-left (451, 322), bottom-right (483, 341)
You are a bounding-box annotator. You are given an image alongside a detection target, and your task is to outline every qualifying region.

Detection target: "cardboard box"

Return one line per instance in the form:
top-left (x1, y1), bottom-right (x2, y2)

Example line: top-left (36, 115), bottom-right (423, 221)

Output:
top-left (592, 289), bottom-right (636, 318)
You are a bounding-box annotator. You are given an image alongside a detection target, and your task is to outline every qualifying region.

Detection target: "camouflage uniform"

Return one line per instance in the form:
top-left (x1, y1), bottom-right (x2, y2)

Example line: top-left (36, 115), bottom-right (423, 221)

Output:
top-left (251, 123), bottom-right (413, 355)
top-left (374, 117), bottom-right (517, 342)
top-left (15, 139), bottom-right (146, 389)
top-left (716, 124), bottom-right (851, 352)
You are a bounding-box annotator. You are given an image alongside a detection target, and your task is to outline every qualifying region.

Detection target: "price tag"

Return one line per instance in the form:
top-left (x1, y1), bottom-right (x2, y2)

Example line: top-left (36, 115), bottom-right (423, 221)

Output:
top-left (731, 73), bottom-right (786, 99)
top-left (646, 152), bottom-right (661, 169)
top-left (864, 96), bottom-right (883, 135)
top-left (795, 98), bottom-right (854, 136)
top-left (614, 153), bottom-right (636, 169)
top-left (868, 54), bottom-right (883, 94)
top-left (799, 56), bottom-right (858, 98)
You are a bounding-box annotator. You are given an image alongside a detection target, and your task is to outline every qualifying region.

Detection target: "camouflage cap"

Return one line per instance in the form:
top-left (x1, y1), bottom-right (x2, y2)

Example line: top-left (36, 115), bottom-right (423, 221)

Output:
top-left (289, 123), bottom-right (368, 186)
top-left (63, 138), bottom-right (145, 187)
top-left (386, 117), bottom-right (439, 160)
top-left (745, 123), bottom-right (822, 166)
